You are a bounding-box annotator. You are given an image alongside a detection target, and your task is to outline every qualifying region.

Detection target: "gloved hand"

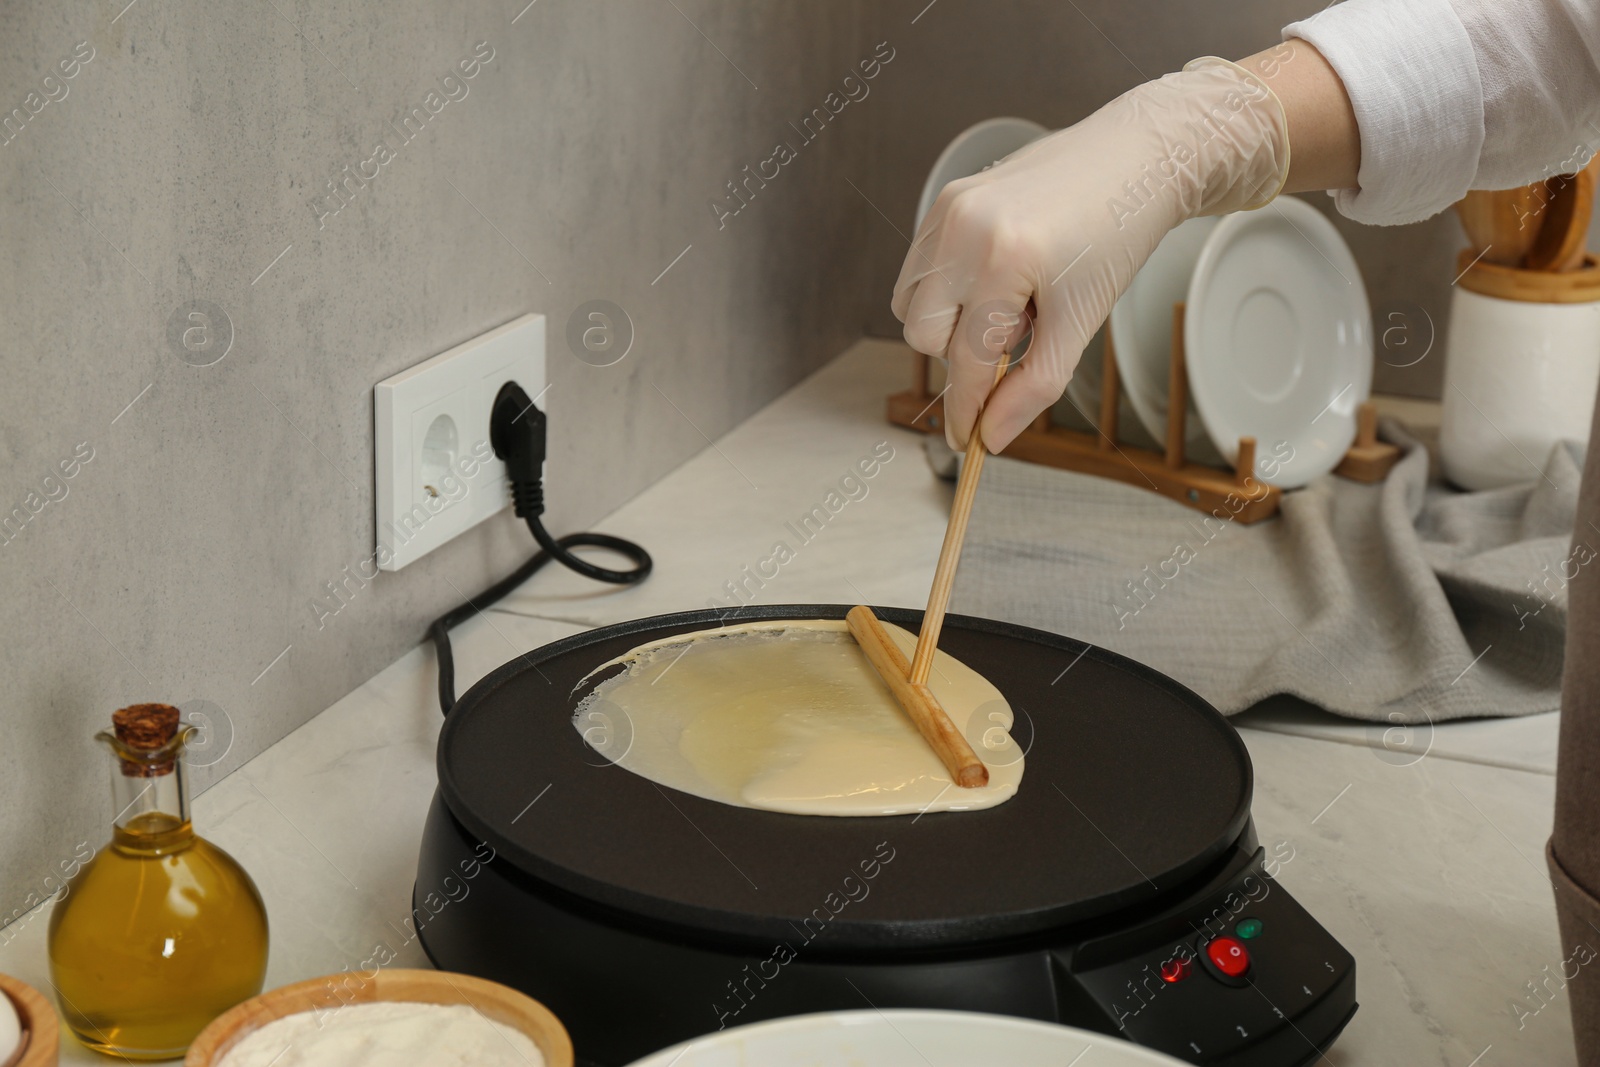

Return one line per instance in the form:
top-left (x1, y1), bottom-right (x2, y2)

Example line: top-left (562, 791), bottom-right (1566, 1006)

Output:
top-left (892, 58), bottom-right (1290, 452)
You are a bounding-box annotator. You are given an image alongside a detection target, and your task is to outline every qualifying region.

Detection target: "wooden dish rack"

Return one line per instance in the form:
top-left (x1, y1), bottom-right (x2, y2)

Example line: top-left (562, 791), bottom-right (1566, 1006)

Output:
top-left (887, 302), bottom-right (1402, 525)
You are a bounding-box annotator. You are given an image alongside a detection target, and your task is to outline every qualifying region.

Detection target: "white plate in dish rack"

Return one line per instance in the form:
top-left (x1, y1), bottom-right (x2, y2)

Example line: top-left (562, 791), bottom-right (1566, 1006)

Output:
top-left (913, 117), bottom-right (1051, 393)
top-left (1110, 216), bottom-right (1224, 465)
top-left (1184, 196), bottom-right (1371, 489)
top-left (915, 116), bottom-right (1049, 230)
top-left (627, 1009), bottom-right (1189, 1067)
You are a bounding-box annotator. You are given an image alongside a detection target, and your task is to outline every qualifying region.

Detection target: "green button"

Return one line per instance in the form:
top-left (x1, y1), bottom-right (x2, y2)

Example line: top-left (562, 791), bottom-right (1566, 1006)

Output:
top-left (1236, 918), bottom-right (1263, 940)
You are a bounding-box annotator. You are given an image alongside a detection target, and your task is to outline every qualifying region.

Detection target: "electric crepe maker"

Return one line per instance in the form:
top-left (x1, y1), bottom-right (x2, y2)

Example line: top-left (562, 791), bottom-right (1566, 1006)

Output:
top-left (415, 605), bottom-right (1357, 1066)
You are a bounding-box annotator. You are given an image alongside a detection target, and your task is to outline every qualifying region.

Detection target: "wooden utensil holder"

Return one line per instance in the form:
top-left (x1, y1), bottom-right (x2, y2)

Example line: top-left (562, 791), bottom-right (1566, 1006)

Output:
top-left (886, 302), bottom-right (1401, 524)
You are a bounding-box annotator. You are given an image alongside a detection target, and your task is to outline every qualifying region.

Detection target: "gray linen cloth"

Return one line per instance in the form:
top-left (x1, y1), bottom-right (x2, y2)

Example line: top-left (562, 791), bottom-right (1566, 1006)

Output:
top-left (950, 422), bottom-right (1583, 722)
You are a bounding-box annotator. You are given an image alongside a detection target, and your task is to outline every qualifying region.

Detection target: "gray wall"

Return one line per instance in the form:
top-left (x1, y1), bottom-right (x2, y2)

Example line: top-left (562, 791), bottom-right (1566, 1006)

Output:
top-left (855, 0), bottom-right (1468, 399)
top-left (0, 1), bottom-right (882, 914)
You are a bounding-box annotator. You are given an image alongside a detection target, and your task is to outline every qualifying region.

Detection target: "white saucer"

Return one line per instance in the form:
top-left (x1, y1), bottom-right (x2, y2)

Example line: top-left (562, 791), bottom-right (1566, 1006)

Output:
top-left (915, 116), bottom-right (1049, 229)
top-left (1109, 216), bottom-right (1223, 465)
top-left (629, 1009), bottom-right (1187, 1067)
top-left (1185, 197), bottom-right (1371, 489)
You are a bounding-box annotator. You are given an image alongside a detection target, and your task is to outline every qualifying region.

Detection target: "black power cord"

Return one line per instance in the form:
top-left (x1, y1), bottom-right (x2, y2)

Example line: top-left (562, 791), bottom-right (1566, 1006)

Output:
top-left (427, 382), bottom-right (651, 716)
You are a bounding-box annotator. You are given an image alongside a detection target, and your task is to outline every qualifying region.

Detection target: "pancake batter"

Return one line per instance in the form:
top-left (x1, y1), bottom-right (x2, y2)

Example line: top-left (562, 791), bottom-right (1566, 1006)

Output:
top-left (572, 619), bottom-right (1023, 816)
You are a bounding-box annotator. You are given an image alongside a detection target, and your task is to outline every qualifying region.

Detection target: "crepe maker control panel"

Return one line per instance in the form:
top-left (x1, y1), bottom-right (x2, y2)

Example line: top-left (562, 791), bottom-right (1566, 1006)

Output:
top-left (1064, 847), bottom-right (1356, 1065)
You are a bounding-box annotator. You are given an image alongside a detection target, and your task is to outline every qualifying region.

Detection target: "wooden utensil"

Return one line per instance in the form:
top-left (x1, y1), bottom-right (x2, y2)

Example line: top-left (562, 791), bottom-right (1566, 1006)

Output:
top-left (907, 351), bottom-right (1013, 686)
top-left (1526, 157), bottom-right (1599, 271)
top-left (0, 975), bottom-right (58, 1067)
top-left (185, 969), bottom-right (573, 1067)
top-left (846, 606), bottom-right (988, 788)
top-left (848, 349), bottom-right (1013, 789)
top-left (1455, 185), bottom-right (1550, 266)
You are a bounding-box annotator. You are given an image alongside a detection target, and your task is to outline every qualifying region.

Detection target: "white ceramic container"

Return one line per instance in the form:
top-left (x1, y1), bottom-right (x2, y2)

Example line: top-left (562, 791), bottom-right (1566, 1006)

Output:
top-left (1440, 286), bottom-right (1600, 490)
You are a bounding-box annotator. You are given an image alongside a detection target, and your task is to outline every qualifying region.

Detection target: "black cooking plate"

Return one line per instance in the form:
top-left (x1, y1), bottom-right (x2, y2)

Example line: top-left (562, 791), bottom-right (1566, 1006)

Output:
top-left (437, 604), bottom-right (1251, 953)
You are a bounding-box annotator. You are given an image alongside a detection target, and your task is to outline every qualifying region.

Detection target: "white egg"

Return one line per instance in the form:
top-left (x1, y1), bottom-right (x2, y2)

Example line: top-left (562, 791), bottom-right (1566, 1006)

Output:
top-left (0, 989), bottom-right (20, 1065)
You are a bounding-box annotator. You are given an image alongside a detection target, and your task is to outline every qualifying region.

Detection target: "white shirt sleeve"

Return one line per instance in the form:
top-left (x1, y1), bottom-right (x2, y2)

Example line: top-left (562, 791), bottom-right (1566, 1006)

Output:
top-left (1283, 0), bottom-right (1600, 226)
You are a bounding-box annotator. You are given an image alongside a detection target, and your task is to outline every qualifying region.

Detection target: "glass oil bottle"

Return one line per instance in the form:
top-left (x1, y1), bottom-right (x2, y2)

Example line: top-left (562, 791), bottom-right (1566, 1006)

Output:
top-left (47, 703), bottom-right (269, 1059)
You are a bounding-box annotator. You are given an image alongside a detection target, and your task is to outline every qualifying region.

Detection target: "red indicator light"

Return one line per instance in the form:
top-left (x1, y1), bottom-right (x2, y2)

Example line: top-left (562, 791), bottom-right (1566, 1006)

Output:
top-left (1160, 956), bottom-right (1192, 983)
top-left (1206, 936), bottom-right (1250, 978)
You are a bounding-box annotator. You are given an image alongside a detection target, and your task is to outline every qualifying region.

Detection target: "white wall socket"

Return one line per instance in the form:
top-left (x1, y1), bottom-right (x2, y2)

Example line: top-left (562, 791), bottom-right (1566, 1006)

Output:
top-left (374, 313), bottom-right (545, 572)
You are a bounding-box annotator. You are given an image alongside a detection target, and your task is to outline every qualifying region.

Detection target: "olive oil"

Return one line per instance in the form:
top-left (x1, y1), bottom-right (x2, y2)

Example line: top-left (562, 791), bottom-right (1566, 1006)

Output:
top-left (47, 704), bottom-right (268, 1059)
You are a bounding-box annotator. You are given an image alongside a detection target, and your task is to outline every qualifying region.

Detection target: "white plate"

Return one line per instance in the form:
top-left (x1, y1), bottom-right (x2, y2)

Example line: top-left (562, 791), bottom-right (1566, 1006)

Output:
top-left (1058, 328), bottom-right (1161, 450)
top-left (915, 117), bottom-right (1049, 230)
top-left (628, 1009), bottom-right (1188, 1067)
top-left (1061, 329), bottom-right (1106, 422)
top-left (1185, 197), bottom-right (1371, 489)
top-left (1110, 216), bottom-right (1223, 465)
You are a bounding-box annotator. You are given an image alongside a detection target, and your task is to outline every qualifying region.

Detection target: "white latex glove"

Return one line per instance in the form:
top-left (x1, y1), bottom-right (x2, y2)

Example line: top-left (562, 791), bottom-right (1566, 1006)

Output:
top-left (892, 58), bottom-right (1290, 452)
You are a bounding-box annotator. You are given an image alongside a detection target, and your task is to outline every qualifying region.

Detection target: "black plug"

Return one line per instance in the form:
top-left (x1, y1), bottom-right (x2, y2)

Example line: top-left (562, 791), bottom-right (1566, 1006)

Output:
top-left (490, 381), bottom-right (546, 519)
top-left (430, 377), bottom-right (652, 716)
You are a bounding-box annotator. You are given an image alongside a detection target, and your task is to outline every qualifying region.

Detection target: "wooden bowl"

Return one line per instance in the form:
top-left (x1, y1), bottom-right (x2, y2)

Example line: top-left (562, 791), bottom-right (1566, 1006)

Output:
top-left (184, 969), bottom-right (573, 1067)
top-left (0, 974), bottom-right (59, 1067)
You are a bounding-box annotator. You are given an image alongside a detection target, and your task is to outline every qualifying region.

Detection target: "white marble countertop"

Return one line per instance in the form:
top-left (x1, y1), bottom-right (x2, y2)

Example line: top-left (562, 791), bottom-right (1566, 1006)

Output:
top-left (0, 340), bottom-right (1570, 1065)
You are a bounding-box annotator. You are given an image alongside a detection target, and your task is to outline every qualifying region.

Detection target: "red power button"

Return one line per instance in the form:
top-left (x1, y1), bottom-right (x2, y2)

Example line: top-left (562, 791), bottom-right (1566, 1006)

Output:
top-left (1206, 936), bottom-right (1251, 977)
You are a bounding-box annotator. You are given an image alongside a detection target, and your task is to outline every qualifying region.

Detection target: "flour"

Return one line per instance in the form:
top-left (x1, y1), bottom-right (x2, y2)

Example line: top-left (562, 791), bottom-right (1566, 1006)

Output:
top-left (216, 1001), bottom-right (545, 1067)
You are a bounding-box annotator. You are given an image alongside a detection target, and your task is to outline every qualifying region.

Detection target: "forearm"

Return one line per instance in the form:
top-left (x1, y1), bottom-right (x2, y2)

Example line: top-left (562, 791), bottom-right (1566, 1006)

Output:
top-left (1239, 39), bottom-right (1360, 194)
top-left (1273, 0), bottom-right (1600, 225)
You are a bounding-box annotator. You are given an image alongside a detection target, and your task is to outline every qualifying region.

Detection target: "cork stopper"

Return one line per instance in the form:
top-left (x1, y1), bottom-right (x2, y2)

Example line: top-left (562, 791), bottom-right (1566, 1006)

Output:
top-left (112, 703), bottom-right (181, 777)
